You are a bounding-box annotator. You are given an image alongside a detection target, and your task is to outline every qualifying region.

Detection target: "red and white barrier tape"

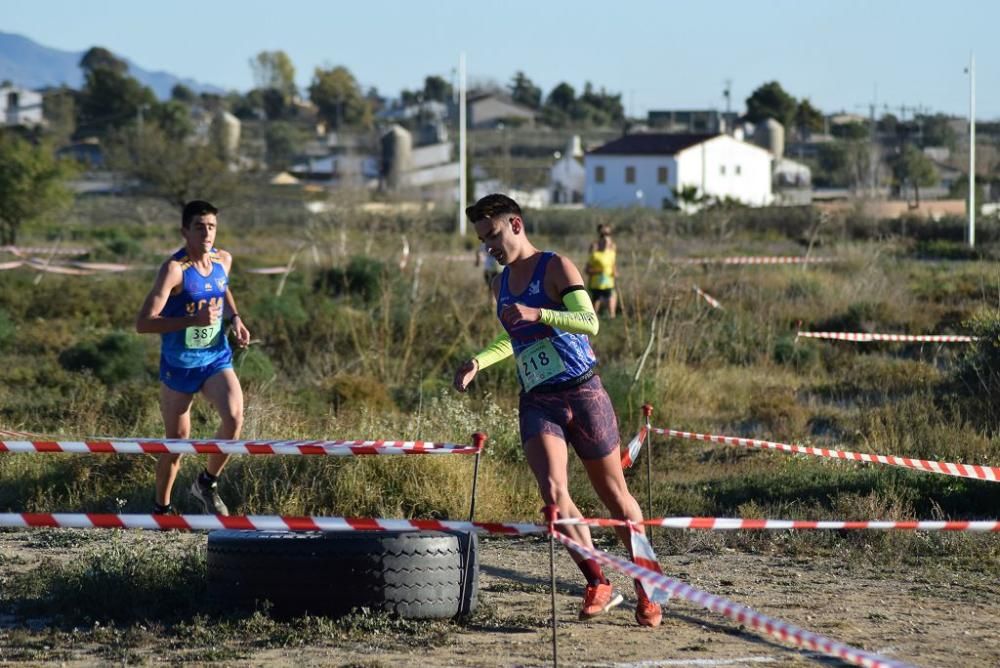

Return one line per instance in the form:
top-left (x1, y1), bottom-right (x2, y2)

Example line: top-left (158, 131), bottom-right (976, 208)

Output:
top-left (671, 256), bottom-right (839, 266)
top-left (627, 522), bottom-right (671, 604)
top-left (656, 427), bottom-right (1000, 482)
top-left (798, 331), bottom-right (976, 343)
top-left (692, 284), bottom-right (723, 309)
top-left (558, 516), bottom-right (1000, 533)
top-left (0, 512), bottom-right (543, 535)
top-left (620, 426), bottom-right (647, 469)
top-left (0, 437), bottom-right (483, 457)
top-left (1, 511), bottom-right (994, 536)
top-left (554, 531), bottom-right (913, 668)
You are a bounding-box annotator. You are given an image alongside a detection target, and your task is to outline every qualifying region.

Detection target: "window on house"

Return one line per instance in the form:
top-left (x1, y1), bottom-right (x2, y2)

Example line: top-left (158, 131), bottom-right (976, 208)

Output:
top-left (625, 166), bottom-right (635, 183)
top-left (735, 165), bottom-right (742, 175)
top-left (657, 166), bottom-right (668, 184)
top-left (595, 165), bottom-right (605, 183)
top-left (720, 165), bottom-right (726, 176)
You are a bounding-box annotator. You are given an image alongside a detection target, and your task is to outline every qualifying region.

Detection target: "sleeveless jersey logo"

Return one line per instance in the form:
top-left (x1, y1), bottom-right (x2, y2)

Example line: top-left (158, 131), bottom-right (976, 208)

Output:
top-left (528, 280), bottom-right (541, 296)
top-left (216, 278), bottom-right (226, 291)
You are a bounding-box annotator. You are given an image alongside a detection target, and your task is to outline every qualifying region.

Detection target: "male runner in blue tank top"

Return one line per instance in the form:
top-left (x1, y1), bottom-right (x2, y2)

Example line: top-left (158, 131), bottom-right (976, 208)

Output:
top-left (453, 194), bottom-right (662, 627)
top-left (136, 200), bottom-right (251, 516)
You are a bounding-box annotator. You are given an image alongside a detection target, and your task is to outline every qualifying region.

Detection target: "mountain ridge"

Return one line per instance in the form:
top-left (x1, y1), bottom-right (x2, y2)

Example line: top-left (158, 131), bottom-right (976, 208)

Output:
top-left (0, 31), bottom-right (226, 99)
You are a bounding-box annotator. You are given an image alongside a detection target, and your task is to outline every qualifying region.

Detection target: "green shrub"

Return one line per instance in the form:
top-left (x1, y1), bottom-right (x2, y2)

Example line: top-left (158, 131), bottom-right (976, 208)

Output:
top-left (326, 374), bottom-right (396, 412)
top-left (314, 256), bottom-right (387, 302)
top-left (773, 334), bottom-right (820, 370)
top-left (58, 331), bottom-right (150, 386)
top-left (0, 307), bottom-right (15, 351)
top-left (944, 311), bottom-right (1000, 428)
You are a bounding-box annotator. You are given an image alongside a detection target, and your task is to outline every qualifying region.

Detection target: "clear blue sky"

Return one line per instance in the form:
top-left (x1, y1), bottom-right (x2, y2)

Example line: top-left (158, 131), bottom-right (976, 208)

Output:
top-left (6, 0), bottom-right (999, 119)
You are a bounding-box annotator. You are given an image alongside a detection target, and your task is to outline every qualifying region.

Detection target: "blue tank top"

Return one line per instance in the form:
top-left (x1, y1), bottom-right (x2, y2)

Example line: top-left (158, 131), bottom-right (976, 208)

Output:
top-left (497, 252), bottom-right (597, 392)
top-left (159, 248), bottom-right (231, 368)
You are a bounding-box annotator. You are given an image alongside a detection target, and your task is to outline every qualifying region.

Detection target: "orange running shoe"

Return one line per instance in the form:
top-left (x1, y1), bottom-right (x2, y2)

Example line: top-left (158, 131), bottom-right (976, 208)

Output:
top-left (579, 582), bottom-right (623, 620)
top-left (634, 584), bottom-right (663, 627)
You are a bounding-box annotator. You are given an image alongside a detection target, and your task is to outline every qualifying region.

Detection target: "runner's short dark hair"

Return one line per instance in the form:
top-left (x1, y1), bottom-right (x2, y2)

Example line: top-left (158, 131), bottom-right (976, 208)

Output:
top-left (182, 200), bottom-right (219, 228)
top-left (466, 194), bottom-right (521, 223)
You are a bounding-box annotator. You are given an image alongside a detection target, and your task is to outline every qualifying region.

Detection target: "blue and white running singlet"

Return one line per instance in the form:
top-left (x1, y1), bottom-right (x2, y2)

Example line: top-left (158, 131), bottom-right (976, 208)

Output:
top-left (497, 252), bottom-right (597, 392)
top-left (159, 248), bottom-right (231, 369)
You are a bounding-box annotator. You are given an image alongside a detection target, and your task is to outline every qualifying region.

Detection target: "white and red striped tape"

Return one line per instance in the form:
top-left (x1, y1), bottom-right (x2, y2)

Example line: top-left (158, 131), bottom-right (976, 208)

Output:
top-left (0, 437), bottom-right (483, 457)
top-left (692, 284), bottom-right (723, 309)
top-left (656, 427), bottom-right (1000, 482)
top-left (671, 256), bottom-right (840, 266)
top-left (797, 331), bottom-right (976, 343)
top-left (0, 512), bottom-right (543, 535)
top-left (627, 522), bottom-right (671, 604)
top-left (620, 426), bottom-right (646, 469)
top-left (0, 512), bottom-right (992, 535)
top-left (560, 516), bottom-right (1000, 532)
top-left (554, 531), bottom-right (913, 668)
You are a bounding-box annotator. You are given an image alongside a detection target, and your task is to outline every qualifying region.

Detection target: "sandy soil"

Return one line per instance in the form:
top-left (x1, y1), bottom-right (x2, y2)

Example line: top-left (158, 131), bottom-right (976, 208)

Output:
top-left (1, 532), bottom-right (998, 667)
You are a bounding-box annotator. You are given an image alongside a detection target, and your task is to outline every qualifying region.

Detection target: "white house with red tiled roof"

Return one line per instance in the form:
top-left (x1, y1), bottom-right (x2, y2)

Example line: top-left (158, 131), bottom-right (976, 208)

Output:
top-left (584, 133), bottom-right (773, 210)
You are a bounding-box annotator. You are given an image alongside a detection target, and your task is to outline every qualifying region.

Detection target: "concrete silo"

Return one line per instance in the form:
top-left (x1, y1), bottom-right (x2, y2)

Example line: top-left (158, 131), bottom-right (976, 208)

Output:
top-left (210, 110), bottom-right (241, 161)
top-left (752, 118), bottom-right (785, 158)
top-left (381, 124), bottom-right (413, 190)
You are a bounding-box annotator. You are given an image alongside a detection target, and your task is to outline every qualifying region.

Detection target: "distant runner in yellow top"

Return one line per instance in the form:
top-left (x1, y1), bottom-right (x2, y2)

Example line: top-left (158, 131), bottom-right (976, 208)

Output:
top-left (586, 224), bottom-right (617, 318)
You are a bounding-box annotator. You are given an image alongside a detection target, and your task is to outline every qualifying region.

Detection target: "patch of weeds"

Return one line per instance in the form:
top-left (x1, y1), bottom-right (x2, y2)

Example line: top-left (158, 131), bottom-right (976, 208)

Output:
top-left (815, 356), bottom-right (940, 402)
top-left (0, 551), bottom-right (28, 566)
top-left (679, 642), bottom-right (710, 652)
top-left (736, 387), bottom-right (809, 442)
top-left (465, 601), bottom-right (546, 631)
top-left (336, 609), bottom-right (452, 647)
top-left (22, 528), bottom-right (106, 550)
top-left (7, 532), bottom-right (206, 625)
top-left (482, 580), bottom-right (549, 595)
top-left (176, 644), bottom-right (248, 662)
top-left (773, 334), bottom-right (820, 371)
top-left (811, 300), bottom-right (897, 333)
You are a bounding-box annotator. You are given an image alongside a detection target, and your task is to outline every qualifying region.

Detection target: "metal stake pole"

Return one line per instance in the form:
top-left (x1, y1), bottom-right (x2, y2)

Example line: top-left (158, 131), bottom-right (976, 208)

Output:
top-left (544, 504), bottom-right (559, 667)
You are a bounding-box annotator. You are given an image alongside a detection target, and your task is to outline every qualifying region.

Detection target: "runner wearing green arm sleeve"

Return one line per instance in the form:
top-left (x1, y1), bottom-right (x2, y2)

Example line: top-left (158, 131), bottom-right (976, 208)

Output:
top-left (538, 287), bottom-right (599, 336)
top-left (452, 193), bottom-right (662, 628)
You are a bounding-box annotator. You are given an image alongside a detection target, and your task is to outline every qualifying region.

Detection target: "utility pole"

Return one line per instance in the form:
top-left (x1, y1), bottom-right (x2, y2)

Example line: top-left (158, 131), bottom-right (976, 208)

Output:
top-left (966, 53), bottom-right (976, 247)
top-left (458, 52), bottom-right (467, 236)
top-left (723, 79), bottom-right (732, 134)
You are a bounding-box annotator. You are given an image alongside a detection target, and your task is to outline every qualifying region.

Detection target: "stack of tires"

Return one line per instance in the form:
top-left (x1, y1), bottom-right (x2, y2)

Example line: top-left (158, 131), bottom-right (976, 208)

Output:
top-left (207, 530), bottom-right (478, 620)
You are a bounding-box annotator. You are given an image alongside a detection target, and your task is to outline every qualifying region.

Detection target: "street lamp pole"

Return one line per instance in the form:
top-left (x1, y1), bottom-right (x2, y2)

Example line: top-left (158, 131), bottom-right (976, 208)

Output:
top-left (967, 52), bottom-right (976, 248)
top-left (458, 52), bottom-right (467, 236)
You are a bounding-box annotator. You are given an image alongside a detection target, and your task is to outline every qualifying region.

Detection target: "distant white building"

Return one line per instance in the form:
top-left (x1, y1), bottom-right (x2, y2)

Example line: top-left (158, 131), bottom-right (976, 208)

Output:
top-left (467, 93), bottom-right (536, 129)
top-left (0, 85), bottom-right (44, 127)
top-left (584, 133), bottom-right (773, 211)
top-left (549, 135), bottom-right (585, 205)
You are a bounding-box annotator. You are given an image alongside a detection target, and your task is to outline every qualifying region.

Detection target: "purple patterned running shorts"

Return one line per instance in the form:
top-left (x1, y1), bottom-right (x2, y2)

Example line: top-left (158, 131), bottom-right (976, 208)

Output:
top-left (518, 374), bottom-right (620, 460)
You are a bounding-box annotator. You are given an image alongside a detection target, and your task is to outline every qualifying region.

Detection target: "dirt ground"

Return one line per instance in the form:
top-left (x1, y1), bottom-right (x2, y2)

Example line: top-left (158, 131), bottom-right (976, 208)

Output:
top-left (1, 531), bottom-right (998, 667)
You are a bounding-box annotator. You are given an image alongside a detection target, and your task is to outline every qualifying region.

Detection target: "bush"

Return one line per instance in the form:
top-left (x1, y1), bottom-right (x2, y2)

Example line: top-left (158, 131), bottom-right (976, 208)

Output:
top-left (58, 331), bottom-right (150, 386)
top-left (0, 307), bottom-right (15, 351)
top-left (326, 374), bottom-right (396, 412)
top-left (314, 256), bottom-right (387, 302)
top-left (772, 334), bottom-right (819, 371)
top-left (945, 311), bottom-right (1000, 428)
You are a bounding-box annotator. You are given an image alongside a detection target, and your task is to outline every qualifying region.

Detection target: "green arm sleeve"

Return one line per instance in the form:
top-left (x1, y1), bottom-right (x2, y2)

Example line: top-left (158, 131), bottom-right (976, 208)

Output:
top-left (473, 330), bottom-right (513, 370)
top-left (538, 287), bottom-right (599, 336)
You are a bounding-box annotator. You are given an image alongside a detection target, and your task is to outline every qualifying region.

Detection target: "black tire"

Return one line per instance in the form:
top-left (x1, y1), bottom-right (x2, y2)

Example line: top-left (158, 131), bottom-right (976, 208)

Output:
top-left (206, 530), bottom-right (478, 620)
